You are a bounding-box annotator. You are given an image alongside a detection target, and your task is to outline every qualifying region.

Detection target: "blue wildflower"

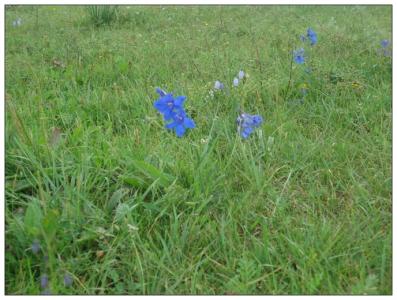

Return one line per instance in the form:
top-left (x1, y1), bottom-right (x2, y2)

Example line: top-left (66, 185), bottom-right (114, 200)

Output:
top-left (153, 89), bottom-right (186, 120)
top-left (381, 39), bottom-right (390, 48)
top-left (307, 28), bottom-right (317, 45)
top-left (238, 70), bottom-right (245, 80)
top-left (214, 80), bottom-right (224, 90)
top-left (64, 274), bottom-right (73, 287)
top-left (233, 77), bottom-right (239, 87)
top-left (300, 34), bottom-right (306, 42)
top-left (31, 240), bottom-right (40, 254)
top-left (293, 48), bottom-right (305, 64)
top-left (40, 274), bottom-right (49, 289)
top-left (165, 109), bottom-right (195, 137)
top-left (237, 113), bottom-right (263, 139)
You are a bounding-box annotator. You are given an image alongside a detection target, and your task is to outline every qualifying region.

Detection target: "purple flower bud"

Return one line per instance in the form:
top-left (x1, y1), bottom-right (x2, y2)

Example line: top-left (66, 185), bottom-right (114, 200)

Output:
top-left (237, 112), bottom-right (263, 139)
top-left (155, 87), bottom-right (167, 97)
top-left (233, 77), bottom-right (239, 87)
top-left (64, 274), bottom-right (73, 287)
top-left (214, 80), bottom-right (224, 90)
top-left (40, 274), bottom-right (49, 289)
top-left (238, 70), bottom-right (245, 80)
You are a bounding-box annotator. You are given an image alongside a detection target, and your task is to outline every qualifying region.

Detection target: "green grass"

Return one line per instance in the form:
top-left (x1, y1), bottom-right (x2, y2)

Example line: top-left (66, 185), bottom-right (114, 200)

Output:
top-left (5, 5), bottom-right (392, 295)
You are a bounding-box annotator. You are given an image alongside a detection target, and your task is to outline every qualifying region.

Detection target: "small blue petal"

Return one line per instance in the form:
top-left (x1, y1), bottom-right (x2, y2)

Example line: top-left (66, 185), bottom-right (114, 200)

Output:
top-left (174, 96), bottom-right (186, 107)
top-left (233, 77), bottom-right (239, 87)
top-left (166, 121), bottom-right (178, 129)
top-left (183, 117), bottom-right (195, 129)
top-left (175, 125), bottom-right (186, 137)
top-left (241, 126), bottom-right (253, 139)
top-left (154, 99), bottom-right (167, 112)
top-left (252, 115), bottom-right (263, 126)
top-left (163, 110), bottom-right (174, 121)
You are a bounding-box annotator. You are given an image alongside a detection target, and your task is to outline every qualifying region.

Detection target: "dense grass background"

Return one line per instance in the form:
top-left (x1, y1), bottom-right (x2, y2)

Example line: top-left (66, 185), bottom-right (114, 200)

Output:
top-left (5, 5), bottom-right (392, 295)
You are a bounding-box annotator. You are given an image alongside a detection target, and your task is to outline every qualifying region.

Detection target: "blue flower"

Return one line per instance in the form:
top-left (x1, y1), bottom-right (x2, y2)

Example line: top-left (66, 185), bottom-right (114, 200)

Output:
top-left (236, 113), bottom-right (263, 139)
top-left (307, 28), bottom-right (317, 45)
top-left (153, 88), bottom-right (195, 137)
top-left (238, 70), bottom-right (245, 80)
top-left (214, 80), bottom-right (225, 90)
top-left (381, 39), bottom-right (390, 48)
top-left (300, 34), bottom-right (306, 42)
top-left (233, 77), bottom-right (239, 87)
top-left (165, 110), bottom-right (195, 137)
top-left (154, 88), bottom-right (186, 120)
top-left (293, 48), bottom-right (305, 64)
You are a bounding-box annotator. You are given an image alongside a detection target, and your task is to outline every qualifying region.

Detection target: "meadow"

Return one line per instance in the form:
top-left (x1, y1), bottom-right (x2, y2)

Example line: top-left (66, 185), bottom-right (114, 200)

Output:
top-left (5, 5), bottom-right (392, 295)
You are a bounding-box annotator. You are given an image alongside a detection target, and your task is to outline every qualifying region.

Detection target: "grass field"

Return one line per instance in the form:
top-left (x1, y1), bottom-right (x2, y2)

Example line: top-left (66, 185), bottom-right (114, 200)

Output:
top-left (5, 5), bottom-right (392, 295)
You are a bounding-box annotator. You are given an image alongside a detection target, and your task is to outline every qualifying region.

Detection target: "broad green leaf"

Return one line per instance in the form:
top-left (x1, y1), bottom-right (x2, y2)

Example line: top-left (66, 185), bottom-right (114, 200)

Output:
top-left (121, 175), bottom-right (147, 188)
top-left (115, 203), bottom-right (132, 222)
top-left (42, 209), bottom-right (59, 241)
top-left (24, 200), bottom-right (43, 237)
top-left (106, 188), bottom-right (128, 212)
top-left (131, 159), bottom-right (174, 187)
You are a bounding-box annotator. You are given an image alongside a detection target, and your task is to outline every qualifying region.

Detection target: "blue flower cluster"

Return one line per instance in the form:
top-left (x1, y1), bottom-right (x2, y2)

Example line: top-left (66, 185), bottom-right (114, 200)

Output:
top-left (236, 113), bottom-right (263, 139)
top-left (233, 70), bottom-right (245, 87)
top-left (299, 28), bottom-right (318, 46)
top-left (28, 238), bottom-right (73, 293)
top-left (306, 28), bottom-right (318, 45)
top-left (293, 48), bottom-right (305, 64)
top-left (294, 28), bottom-right (317, 64)
top-left (154, 88), bottom-right (195, 137)
top-left (154, 70), bottom-right (264, 139)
